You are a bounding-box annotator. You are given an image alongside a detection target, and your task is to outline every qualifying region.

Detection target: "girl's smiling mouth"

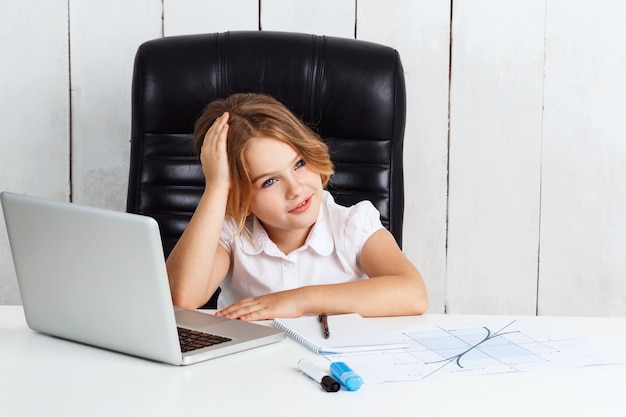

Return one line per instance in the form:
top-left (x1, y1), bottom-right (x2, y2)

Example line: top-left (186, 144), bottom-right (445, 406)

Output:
top-left (289, 197), bottom-right (312, 214)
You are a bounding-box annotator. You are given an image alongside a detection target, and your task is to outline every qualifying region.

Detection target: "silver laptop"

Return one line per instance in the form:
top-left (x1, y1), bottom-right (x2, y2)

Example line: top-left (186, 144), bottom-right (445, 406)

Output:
top-left (1, 191), bottom-right (284, 365)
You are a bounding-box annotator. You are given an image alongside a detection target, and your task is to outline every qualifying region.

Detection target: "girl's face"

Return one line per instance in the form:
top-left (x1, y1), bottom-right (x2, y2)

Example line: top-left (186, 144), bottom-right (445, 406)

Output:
top-left (245, 137), bottom-right (323, 247)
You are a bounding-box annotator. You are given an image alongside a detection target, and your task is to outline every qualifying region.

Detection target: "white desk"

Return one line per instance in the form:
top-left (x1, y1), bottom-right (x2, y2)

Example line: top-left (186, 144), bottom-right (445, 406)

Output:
top-left (1, 305), bottom-right (625, 417)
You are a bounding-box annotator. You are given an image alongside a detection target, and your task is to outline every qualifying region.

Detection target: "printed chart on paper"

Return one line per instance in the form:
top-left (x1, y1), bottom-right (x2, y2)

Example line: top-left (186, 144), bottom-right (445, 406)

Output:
top-left (324, 319), bottom-right (620, 383)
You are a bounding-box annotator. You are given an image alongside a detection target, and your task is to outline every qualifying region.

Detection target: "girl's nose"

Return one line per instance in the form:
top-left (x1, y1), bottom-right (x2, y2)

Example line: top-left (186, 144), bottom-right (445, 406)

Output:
top-left (285, 176), bottom-right (303, 198)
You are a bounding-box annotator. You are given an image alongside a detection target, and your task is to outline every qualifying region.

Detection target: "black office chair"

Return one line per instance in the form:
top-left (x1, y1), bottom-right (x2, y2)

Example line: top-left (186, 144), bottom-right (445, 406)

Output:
top-left (127, 31), bottom-right (406, 308)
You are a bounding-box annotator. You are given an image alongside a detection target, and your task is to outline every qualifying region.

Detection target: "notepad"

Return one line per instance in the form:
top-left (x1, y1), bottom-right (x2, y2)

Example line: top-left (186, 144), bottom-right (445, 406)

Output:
top-left (273, 313), bottom-right (411, 354)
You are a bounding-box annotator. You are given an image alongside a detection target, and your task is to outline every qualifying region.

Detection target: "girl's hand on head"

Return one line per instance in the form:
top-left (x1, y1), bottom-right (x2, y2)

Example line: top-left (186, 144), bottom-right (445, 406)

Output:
top-left (215, 290), bottom-right (305, 321)
top-left (200, 112), bottom-right (231, 191)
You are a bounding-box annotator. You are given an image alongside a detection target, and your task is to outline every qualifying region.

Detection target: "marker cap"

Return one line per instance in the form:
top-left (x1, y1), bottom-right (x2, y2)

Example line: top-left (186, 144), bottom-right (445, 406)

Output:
top-left (330, 361), bottom-right (363, 391)
top-left (321, 375), bottom-right (341, 392)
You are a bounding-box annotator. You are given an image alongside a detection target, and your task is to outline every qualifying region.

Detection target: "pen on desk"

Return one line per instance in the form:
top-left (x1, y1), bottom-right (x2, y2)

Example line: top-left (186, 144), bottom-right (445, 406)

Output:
top-left (319, 312), bottom-right (330, 339)
top-left (298, 359), bottom-right (340, 392)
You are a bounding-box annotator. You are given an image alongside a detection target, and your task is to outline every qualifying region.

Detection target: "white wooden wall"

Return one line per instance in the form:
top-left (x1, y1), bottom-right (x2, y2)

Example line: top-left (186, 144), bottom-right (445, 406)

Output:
top-left (1, 1), bottom-right (625, 317)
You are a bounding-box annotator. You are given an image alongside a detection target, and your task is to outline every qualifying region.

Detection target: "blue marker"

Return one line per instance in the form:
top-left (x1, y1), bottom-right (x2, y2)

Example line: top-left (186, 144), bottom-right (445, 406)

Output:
top-left (330, 361), bottom-right (363, 391)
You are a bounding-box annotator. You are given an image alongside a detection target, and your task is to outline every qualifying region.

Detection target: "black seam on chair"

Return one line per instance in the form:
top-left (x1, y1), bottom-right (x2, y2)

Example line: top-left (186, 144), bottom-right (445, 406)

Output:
top-left (143, 155), bottom-right (199, 161)
top-left (129, 44), bottom-right (146, 213)
top-left (335, 162), bottom-right (391, 168)
top-left (310, 34), bottom-right (324, 120)
top-left (217, 32), bottom-right (226, 99)
top-left (390, 49), bottom-right (402, 244)
top-left (329, 189), bottom-right (391, 196)
top-left (146, 210), bottom-right (197, 217)
top-left (388, 52), bottom-right (396, 239)
top-left (141, 184), bottom-right (204, 190)
top-left (305, 35), bottom-right (314, 116)
top-left (318, 36), bottom-right (327, 125)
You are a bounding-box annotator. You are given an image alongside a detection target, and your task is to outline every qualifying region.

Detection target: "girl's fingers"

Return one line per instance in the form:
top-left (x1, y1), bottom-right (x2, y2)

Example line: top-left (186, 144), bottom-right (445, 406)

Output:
top-left (202, 112), bottom-right (228, 151)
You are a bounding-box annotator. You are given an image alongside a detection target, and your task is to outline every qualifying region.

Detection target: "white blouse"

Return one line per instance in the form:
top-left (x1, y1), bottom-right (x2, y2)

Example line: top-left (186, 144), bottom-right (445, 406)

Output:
top-left (217, 191), bottom-right (384, 309)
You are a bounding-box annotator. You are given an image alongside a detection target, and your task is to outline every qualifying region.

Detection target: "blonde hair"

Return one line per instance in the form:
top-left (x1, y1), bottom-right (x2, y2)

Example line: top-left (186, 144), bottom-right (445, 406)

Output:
top-left (193, 93), bottom-right (334, 235)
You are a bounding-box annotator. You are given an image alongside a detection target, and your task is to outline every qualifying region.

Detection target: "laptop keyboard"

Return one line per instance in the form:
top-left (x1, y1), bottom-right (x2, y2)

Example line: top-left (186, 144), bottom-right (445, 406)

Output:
top-left (177, 327), bottom-right (232, 353)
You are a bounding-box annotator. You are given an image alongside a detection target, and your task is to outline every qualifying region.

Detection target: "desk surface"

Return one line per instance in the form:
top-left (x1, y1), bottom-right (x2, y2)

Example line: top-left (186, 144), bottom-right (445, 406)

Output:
top-left (1, 305), bottom-right (625, 417)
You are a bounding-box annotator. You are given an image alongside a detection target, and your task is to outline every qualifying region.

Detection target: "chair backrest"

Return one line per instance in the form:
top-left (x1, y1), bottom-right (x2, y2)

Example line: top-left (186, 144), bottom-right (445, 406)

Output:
top-left (127, 30), bottom-right (406, 262)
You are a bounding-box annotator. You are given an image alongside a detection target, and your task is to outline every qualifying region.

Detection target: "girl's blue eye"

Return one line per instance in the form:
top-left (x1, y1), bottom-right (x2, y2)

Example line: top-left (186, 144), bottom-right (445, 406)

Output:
top-left (262, 178), bottom-right (277, 188)
top-left (295, 159), bottom-right (305, 169)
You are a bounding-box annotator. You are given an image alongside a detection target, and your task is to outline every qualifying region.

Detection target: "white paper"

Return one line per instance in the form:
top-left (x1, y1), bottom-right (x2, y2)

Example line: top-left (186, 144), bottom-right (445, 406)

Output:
top-left (324, 319), bottom-right (625, 383)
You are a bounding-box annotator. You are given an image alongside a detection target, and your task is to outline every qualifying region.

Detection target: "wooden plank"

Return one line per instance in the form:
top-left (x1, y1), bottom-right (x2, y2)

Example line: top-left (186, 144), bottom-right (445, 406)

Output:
top-left (538, 0), bottom-right (626, 316)
top-left (69, 0), bottom-right (161, 209)
top-left (164, 0), bottom-right (259, 36)
top-left (261, 0), bottom-right (355, 38)
top-left (0, 0), bottom-right (70, 304)
top-left (446, 0), bottom-right (545, 314)
top-left (357, 0), bottom-right (451, 313)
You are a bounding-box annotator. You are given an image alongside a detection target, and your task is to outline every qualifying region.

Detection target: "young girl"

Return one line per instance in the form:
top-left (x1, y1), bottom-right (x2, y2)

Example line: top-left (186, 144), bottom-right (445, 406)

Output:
top-left (166, 93), bottom-right (428, 321)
